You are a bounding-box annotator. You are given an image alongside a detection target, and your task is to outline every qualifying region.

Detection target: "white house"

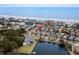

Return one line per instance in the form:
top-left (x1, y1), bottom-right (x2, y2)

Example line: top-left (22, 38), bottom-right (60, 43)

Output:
top-left (23, 36), bottom-right (35, 46)
top-left (75, 37), bottom-right (79, 41)
top-left (19, 22), bottom-right (25, 26)
top-left (68, 35), bottom-right (76, 40)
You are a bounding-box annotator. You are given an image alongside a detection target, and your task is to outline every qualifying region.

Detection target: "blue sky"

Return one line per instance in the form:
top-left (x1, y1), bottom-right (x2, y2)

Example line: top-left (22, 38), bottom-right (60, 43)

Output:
top-left (0, 4), bottom-right (79, 20)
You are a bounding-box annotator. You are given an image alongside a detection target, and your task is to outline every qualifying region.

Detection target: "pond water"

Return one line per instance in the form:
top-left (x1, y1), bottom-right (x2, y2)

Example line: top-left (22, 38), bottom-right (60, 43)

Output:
top-left (32, 42), bottom-right (69, 55)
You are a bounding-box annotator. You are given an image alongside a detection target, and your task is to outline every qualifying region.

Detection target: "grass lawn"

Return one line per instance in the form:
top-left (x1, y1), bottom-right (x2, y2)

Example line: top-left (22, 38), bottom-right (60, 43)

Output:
top-left (18, 42), bottom-right (37, 54)
top-left (34, 36), bottom-right (40, 41)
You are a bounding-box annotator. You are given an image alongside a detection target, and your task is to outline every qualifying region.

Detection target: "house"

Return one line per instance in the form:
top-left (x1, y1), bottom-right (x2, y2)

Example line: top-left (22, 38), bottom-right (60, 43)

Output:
top-left (74, 43), bottom-right (79, 54)
top-left (68, 35), bottom-right (76, 40)
top-left (75, 37), bottom-right (79, 41)
top-left (0, 33), bottom-right (3, 41)
top-left (45, 32), bottom-right (50, 36)
top-left (10, 22), bottom-right (16, 25)
top-left (62, 34), bottom-right (68, 40)
top-left (0, 24), bottom-right (3, 28)
top-left (76, 31), bottom-right (79, 36)
top-left (35, 31), bottom-right (40, 36)
top-left (23, 36), bottom-right (35, 46)
top-left (0, 24), bottom-right (3, 30)
top-left (8, 25), bottom-right (20, 30)
top-left (20, 22), bottom-right (25, 25)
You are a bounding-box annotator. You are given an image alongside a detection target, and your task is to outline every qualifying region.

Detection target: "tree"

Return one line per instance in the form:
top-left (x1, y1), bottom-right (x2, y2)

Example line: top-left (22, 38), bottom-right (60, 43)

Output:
top-left (2, 37), bottom-right (10, 53)
top-left (65, 24), bottom-right (68, 28)
top-left (9, 17), bottom-right (15, 22)
top-left (0, 29), bottom-right (25, 54)
top-left (0, 17), bottom-right (5, 25)
top-left (16, 28), bottom-right (26, 35)
top-left (74, 23), bottom-right (79, 29)
top-left (59, 39), bottom-right (65, 46)
top-left (14, 36), bottom-right (24, 46)
top-left (9, 41), bottom-right (19, 49)
top-left (2, 29), bottom-right (18, 36)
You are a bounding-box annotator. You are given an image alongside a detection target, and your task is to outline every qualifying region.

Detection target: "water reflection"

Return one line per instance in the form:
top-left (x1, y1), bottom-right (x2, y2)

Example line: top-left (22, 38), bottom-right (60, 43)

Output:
top-left (32, 42), bottom-right (69, 55)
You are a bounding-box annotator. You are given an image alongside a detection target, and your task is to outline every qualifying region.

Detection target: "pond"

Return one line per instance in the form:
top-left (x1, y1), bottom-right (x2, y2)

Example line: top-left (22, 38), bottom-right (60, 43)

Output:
top-left (32, 42), bottom-right (69, 55)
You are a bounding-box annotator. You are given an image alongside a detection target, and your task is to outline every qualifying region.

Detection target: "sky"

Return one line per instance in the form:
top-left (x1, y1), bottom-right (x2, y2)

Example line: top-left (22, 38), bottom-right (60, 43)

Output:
top-left (0, 4), bottom-right (79, 20)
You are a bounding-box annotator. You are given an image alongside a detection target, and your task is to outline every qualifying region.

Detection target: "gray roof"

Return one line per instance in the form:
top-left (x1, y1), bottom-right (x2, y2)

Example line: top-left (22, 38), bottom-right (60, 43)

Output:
top-left (24, 36), bottom-right (35, 42)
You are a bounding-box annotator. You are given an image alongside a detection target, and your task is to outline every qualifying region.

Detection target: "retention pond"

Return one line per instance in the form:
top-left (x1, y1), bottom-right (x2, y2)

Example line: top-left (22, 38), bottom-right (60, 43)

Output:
top-left (32, 42), bottom-right (69, 55)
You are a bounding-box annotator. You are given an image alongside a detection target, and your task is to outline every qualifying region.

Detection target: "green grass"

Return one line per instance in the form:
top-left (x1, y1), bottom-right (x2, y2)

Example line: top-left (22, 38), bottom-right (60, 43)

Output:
top-left (18, 42), bottom-right (37, 54)
top-left (34, 36), bottom-right (40, 41)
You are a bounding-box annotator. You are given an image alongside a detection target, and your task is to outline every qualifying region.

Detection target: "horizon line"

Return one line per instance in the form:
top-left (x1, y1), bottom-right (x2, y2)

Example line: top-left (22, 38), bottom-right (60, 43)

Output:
top-left (0, 4), bottom-right (79, 7)
top-left (0, 15), bottom-right (79, 21)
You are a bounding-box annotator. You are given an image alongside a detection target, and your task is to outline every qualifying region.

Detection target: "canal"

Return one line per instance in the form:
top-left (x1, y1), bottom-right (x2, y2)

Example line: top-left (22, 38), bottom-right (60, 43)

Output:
top-left (32, 42), bottom-right (69, 55)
